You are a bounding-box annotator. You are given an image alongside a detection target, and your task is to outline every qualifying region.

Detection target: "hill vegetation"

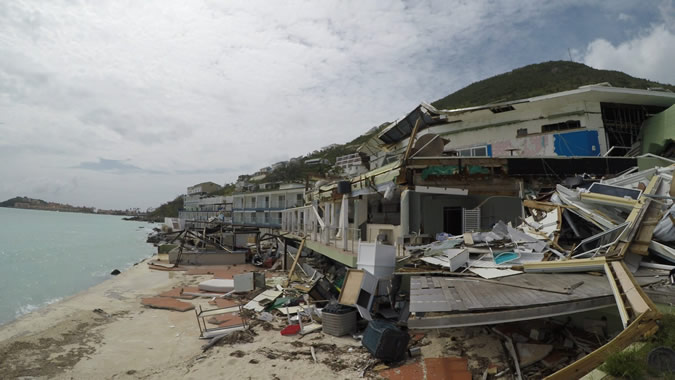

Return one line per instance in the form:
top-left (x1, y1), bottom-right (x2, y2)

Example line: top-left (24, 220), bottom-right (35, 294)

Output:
top-left (143, 196), bottom-right (184, 222)
top-left (0, 196), bottom-right (95, 213)
top-left (150, 61), bottom-right (675, 212)
top-left (432, 61), bottom-right (675, 110)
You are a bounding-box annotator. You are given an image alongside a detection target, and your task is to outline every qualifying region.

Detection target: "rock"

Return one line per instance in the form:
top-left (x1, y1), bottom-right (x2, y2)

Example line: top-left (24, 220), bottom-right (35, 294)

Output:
top-left (110, 269), bottom-right (121, 275)
top-left (516, 343), bottom-right (553, 367)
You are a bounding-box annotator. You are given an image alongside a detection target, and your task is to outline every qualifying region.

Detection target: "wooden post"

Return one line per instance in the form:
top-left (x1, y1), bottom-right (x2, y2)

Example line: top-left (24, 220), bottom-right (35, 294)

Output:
top-left (403, 117), bottom-right (422, 162)
top-left (283, 238), bottom-right (288, 271)
top-left (286, 238), bottom-right (306, 285)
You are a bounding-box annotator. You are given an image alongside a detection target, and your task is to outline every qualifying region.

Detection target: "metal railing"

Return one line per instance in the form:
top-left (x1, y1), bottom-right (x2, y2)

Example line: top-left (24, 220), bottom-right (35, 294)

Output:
top-left (318, 226), bottom-right (361, 253)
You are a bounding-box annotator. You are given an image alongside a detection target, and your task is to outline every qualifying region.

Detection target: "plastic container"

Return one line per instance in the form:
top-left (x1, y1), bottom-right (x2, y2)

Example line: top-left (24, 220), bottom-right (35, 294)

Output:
top-left (357, 242), bottom-right (396, 279)
top-left (361, 320), bottom-right (410, 362)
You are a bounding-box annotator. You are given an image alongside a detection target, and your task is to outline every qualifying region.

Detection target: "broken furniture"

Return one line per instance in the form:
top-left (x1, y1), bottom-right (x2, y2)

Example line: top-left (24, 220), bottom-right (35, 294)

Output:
top-left (357, 241), bottom-right (396, 295)
top-left (194, 303), bottom-right (247, 339)
top-left (244, 289), bottom-right (282, 312)
top-left (338, 269), bottom-right (378, 320)
top-left (234, 272), bottom-right (265, 292)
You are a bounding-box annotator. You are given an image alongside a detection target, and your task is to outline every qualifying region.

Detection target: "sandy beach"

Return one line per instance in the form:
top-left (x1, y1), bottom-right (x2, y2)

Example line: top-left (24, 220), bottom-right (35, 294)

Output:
top-left (0, 258), bottom-right (379, 379)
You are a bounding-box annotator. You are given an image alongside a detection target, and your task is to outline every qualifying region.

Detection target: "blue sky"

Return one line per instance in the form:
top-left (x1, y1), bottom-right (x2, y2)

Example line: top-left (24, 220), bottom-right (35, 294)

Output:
top-left (0, 0), bottom-right (673, 209)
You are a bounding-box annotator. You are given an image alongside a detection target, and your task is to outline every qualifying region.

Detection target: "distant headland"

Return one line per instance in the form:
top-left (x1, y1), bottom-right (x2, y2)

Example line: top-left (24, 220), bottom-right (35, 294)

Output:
top-left (0, 196), bottom-right (141, 216)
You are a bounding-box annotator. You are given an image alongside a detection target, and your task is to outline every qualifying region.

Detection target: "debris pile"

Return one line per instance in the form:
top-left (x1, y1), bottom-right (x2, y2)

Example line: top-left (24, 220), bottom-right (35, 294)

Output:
top-left (139, 162), bottom-right (674, 379)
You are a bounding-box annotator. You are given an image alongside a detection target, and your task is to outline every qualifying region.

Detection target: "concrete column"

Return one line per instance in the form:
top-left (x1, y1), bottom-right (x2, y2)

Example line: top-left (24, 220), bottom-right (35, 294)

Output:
top-left (325, 202), bottom-right (332, 239)
top-left (331, 201), bottom-right (338, 239)
top-left (401, 189), bottom-right (411, 237)
top-left (353, 199), bottom-right (359, 242)
top-left (341, 195), bottom-right (348, 249)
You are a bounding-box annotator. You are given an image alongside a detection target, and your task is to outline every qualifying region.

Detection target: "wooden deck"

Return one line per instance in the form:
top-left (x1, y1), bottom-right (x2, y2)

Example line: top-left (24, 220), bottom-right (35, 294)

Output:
top-left (408, 273), bottom-right (617, 328)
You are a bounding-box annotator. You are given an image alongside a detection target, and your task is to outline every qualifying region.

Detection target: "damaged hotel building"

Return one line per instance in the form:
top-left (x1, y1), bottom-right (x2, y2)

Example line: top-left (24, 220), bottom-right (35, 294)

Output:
top-left (162, 83), bottom-right (675, 379)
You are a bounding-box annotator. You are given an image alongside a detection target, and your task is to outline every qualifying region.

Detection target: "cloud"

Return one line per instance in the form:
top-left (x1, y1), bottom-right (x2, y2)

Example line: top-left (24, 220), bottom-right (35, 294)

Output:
top-left (0, 1), bottom-right (670, 209)
top-left (76, 158), bottom-right (163, 174)
top-left (581, 24), bottom-right (675, 84)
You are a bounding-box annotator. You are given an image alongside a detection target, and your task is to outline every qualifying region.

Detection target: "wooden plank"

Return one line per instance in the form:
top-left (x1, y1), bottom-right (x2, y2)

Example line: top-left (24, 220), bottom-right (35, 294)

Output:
top-left (610, 175), bottom-right (661, 258)
top-left (442, 283), bottom-right (467, 312)
top-left (452, 281), bottom-right (484, 310)
top-left (477, 277), bottom-right (572, 295)
top-left (337, 269), bottom-right (364, 305)
top-left (408, 296), bottom-right (615, 329)
top-left (605, 263), bottom-right (630, 328)
top-left (286, 238), bottom-right (306, 284)
top-left (463, 232), bottom-right (474, 246)
top-left (546, 313), bottom-right (659, 380)
top-left (629, 196), bottom-right (665, 255)
top-left (403, 118), bottom-right (422, 162)
top-left (611, 261), bottom-right (650, 315)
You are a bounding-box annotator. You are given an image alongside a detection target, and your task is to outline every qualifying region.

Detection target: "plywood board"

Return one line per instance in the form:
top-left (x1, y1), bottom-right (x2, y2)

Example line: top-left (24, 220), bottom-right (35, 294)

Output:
top-left (338, 269), bottom-right (365, 306)
top-left (469, 268), bottom-right (522, 279)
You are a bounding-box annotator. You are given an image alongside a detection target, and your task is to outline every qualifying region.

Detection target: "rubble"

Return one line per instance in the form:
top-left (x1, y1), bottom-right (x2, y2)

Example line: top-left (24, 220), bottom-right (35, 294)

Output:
top-left (140, 160), bottom-right (674, 379)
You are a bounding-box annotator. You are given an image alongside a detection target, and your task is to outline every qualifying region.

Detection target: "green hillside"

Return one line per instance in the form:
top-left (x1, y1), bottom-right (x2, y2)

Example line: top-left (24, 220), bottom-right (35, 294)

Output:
top-left (144, 196), bottom-right (184, 222)
top-left (155, 60), bottom-right (675, 212)
top-left (0, 196), bottom-right (48, 207)
top-left (432, 61), bottom-right (675, 110)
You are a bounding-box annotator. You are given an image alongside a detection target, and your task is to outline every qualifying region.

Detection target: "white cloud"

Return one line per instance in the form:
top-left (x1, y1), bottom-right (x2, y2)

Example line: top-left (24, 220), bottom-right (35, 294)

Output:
top-left (582, 24), bottom-right (675, 84)
top-left (0, 1), bottom-right (669, 208)
top-left (617, 13), bottom-right (632, 21)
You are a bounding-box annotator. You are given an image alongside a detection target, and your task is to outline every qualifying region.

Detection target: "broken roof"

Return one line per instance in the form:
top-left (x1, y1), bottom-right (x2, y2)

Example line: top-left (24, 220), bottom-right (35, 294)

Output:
top-left (378, 85), bottom-right (675, 145)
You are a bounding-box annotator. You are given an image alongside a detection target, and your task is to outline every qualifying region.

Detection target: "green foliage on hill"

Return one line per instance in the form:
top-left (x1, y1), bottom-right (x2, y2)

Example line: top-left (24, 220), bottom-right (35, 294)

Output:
top-left (145, 196), bottom-right (184, 222)
top-left (431, 61), bottom-right (675, 110)
top-left (206, 183), bottom-right (236, 197)
top-left (0, 196), bottom-right (48, 207)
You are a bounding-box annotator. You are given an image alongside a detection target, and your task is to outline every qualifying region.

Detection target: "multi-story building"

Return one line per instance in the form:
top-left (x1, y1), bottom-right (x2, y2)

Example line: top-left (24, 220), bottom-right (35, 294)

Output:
top-left (232, 182), bottom-right (305, 229)
top-left (187, 181), bottom-right (222, 196)
top-left (180, 182), bottom-right (231, 228)
top-left (373, 84), bottom-right (675, 163)
top-left (280, 84), bottom-right (675, 267)
top-left (334, 152), bottom-right (369, 176)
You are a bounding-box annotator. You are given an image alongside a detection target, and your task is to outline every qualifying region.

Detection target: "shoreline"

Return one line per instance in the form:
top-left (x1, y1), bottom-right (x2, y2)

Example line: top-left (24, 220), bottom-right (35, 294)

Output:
top-left (0, 257), bottom-right (373, 379)
top-left (0, 256), bottom-right (204, 378)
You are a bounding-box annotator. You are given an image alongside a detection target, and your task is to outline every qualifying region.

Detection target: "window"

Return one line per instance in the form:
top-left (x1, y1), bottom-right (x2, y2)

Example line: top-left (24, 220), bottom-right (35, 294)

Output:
top-left (457, 145), bottom-right (489, 157)
top-left (489, 105), bottom-right (515, 113)
top-left (472, 146), bottom-right (487, 156)
top-left (541, 120), bottom-right (581, 133)
top-left (517, 128), bottom-right (528, 137)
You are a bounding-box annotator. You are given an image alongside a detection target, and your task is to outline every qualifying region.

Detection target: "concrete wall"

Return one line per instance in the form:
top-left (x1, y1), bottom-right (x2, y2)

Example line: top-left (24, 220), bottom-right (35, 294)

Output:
top-left (409, 193), bottom-right (522, 236)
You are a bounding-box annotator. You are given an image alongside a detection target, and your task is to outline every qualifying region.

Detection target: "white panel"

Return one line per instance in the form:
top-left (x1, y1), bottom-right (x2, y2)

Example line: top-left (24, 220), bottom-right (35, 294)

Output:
top-left (463, 208), bottom-right (481, 232)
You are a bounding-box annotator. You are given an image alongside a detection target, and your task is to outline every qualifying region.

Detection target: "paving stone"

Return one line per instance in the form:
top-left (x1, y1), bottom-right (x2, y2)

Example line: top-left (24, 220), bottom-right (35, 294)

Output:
top-left (379, 362), bottom-right (424, 380)
top-left (424, 357), bottom-right (470, 380)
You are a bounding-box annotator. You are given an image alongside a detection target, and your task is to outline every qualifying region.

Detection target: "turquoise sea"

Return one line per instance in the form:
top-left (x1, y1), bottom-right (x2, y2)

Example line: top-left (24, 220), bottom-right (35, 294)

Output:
top-left (0, 207), bottom-right (155, 326)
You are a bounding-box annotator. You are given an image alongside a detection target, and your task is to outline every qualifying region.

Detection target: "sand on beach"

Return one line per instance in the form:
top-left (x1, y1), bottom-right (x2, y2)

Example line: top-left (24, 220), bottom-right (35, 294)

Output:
top-left (0, 258), bottom-right (371, 380)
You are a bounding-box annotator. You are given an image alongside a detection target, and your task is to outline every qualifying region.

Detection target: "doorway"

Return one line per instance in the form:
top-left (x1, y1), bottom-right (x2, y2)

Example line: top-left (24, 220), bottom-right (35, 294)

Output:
top-left (443, 207), bottom-right (463, 235)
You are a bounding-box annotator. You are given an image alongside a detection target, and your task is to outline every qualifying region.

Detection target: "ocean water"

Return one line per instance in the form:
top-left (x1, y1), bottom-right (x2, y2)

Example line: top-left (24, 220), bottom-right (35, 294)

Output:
top-left (0, 207), bottom-right (156, 326)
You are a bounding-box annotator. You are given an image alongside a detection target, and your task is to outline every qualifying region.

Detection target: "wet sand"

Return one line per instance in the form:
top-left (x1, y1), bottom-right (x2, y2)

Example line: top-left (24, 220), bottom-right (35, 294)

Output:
top-left (0, 258), bottom-right (369, 379)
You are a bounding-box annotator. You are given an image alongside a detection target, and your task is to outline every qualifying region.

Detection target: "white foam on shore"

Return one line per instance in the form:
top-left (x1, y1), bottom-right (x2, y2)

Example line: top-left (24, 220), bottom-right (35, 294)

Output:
top-left (14, 297), bottom-right (63, 319)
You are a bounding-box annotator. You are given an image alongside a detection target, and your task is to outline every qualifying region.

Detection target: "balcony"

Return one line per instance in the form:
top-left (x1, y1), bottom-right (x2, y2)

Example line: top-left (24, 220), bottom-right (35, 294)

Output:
top-left (280, 205), bottom-right (360, 267)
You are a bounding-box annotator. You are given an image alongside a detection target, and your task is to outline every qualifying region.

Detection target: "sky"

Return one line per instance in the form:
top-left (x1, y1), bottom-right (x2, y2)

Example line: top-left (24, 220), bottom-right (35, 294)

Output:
top-left (1, 1), bottom-right (673, 210)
